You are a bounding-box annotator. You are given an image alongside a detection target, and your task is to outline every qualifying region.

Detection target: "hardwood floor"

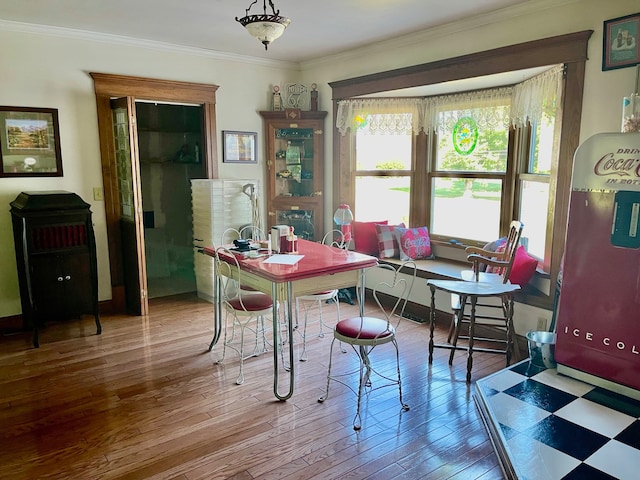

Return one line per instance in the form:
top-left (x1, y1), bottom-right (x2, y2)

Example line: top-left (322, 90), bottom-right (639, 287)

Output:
top-left (0, 293), bottom-right (512, 479)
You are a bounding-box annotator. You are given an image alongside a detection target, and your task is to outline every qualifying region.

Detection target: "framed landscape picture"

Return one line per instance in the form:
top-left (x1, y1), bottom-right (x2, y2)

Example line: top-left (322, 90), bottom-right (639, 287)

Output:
top-left (0, 106), bottom-right (63, 177)
top-left (223, 131), bottom-right (257, 164)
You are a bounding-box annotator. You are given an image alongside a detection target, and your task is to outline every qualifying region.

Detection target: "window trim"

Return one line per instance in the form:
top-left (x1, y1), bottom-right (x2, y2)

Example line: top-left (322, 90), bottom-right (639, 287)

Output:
top-left (330, 30), bottom-right (592, 299)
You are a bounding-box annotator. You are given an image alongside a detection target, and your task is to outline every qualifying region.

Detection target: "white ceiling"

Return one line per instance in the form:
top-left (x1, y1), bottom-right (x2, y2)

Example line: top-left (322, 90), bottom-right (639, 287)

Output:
top-left (0, 0), bottom-right (532, 64)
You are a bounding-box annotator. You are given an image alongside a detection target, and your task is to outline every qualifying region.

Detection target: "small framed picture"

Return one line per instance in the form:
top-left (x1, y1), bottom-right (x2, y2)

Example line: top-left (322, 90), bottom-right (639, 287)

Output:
top-left (603, 12), bottom-right (640, 71)
top-left (0, 106), bottom-right (63, 177)
top-left (222, 131), bottom-right (257, 164)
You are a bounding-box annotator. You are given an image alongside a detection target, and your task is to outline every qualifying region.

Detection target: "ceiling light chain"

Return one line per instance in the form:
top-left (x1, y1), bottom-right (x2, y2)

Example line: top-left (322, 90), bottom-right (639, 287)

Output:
top-left (236, 0), bottom-right (291, 51)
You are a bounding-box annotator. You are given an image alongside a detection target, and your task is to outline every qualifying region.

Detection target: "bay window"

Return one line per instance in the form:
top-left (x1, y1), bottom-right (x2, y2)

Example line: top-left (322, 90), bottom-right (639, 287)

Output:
top-left (339, 64), bottom-right (565, 276)
top-left (354, 113), bottom-right (412, 225)
top-left (330, 31), bottom-right (591, 303)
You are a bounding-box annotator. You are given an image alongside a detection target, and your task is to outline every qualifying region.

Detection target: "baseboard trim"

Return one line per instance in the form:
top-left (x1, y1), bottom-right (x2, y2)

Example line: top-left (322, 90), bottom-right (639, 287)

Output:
top-left (0, 299), bottom-right (115, 334)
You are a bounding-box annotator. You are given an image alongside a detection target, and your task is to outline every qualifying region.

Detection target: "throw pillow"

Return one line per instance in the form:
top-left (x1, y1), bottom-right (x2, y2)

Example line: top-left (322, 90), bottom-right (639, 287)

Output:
top-left (375, 223), bottom-right (406, 259)
top-left (394, 226), bottom-right (434, 260)
top-left (508, 245), bottom-right (538, 287)
top-left (353, 220), bottom-right (387, 255)
top-left (486, 244), bottom-right (507, 274)
top-left (479, 236), bottom-right (507, 272)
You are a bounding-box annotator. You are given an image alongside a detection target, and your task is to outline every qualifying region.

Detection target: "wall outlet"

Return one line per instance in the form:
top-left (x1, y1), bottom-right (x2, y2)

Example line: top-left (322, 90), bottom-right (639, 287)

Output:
top-left (93, 187), bottom-right (104, 201)
top-left (537, 317), bottom-right (547, 331)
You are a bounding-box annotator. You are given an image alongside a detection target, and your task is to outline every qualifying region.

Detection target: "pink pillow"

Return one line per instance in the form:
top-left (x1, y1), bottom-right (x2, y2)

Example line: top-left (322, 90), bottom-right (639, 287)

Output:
top-left (375, 223), bottom-right (406, 258)
top-left (486, 244), bottom-right (507, 274)
top-left (394, 226), bottom-right (434, 260)
top-left (353, 220), bottom-right (387, 255)
top-left (508, 245), bottom-right (538, 287)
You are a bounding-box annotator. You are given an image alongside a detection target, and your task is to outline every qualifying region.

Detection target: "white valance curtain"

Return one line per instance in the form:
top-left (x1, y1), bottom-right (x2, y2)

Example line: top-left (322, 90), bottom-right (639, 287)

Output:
top-left (429, 87), bottom-right (512, 133)
top-left (510, 64), bottom-right (564, 127)
top-left (336, 64), bottom-right (564, 135)
top-left (335, 98), bottom-right (424, 135)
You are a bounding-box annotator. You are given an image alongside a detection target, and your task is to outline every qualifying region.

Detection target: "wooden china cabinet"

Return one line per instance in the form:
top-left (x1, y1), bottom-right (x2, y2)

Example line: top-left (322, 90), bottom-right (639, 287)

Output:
top-left (260, 110), bottom-right (327, 241)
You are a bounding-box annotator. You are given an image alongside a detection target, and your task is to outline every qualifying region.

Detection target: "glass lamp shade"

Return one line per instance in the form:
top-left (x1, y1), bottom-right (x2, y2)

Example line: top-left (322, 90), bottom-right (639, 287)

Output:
top-left (241, 17), bottom-right (290, 49)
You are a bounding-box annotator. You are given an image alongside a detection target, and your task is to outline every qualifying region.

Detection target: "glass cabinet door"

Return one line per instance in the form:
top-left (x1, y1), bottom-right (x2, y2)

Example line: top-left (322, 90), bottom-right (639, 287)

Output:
top-left (274, 128), bottom-right (318, 197)
top-left (275, 209), bottom-right (315, 240)
top-left (261, 111), bottom-right (326, 242)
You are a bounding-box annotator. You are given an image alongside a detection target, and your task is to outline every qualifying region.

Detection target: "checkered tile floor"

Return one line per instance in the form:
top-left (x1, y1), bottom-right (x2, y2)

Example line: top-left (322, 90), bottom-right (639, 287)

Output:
top-left (475, 361), bottom-right (640, 480)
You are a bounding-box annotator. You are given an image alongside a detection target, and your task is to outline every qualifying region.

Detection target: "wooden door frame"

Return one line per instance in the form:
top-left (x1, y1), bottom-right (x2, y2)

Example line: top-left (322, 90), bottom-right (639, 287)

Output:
top-left (91, 73), bottom-right (219, 313)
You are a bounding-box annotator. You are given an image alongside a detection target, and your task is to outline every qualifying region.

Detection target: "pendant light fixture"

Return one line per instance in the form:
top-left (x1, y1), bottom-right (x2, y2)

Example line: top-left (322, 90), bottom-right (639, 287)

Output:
top-left (236, 0), bottom-right (291, 51)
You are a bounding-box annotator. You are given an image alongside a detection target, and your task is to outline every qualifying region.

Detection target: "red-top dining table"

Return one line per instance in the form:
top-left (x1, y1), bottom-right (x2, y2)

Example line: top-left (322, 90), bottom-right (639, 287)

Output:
top-left (202, 239), bottom-right (378, 400)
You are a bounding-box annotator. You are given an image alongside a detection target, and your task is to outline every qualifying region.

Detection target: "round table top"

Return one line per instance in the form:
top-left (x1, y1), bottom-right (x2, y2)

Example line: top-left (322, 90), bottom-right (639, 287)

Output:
top-left (427, 279), bottom-right (520, 296)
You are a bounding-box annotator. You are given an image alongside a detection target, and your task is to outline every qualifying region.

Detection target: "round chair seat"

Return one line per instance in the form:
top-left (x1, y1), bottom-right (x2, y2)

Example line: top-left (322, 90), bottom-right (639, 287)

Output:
top-left (298, 289), bottom-right (337, 301)
top-left (228, 294), bottom-right (273, 312)
top-left (336, 316), bottom-right (394, 339)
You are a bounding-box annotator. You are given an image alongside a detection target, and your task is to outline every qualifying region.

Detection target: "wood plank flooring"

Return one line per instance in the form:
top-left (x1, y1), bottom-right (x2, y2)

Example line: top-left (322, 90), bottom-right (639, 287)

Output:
top-left (0, 293), bottom-right (512, 479)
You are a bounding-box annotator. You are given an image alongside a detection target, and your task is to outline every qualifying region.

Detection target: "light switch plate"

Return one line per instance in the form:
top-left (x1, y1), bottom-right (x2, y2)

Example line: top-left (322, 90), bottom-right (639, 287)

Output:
top-left (93, 187), bottom-right (104, 201)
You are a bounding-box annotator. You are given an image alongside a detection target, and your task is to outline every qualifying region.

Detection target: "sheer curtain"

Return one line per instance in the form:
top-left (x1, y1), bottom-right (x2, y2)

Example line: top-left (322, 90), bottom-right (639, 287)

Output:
top-left (336, 98), bottom-right (424, 135)
top-left (510, 64), bottom-right (564, 128)
top-left (335, 64), bottom-right (564, 136)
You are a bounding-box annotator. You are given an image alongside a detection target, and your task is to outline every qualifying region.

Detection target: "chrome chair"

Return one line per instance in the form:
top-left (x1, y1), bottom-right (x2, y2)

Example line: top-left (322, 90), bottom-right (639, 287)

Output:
top-left (294, 230), bottom-right (346, 361)
top-left (220, 226), bottom-right (266, 246)
top-left (220, 226), bottom-right (266, 295)
top-left (318, 260), bottom-right (417, 430)
top-left (211, 246), bottom-right (274, 385)
top-left (440, 220), bottom-right (524, 379)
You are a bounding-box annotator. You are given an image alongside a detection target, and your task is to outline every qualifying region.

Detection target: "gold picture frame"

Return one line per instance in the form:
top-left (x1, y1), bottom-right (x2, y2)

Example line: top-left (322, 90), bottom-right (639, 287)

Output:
top-left (0, 106), bottom-right (63, 177)
top-left (222, 130), bottom-right (257, 164)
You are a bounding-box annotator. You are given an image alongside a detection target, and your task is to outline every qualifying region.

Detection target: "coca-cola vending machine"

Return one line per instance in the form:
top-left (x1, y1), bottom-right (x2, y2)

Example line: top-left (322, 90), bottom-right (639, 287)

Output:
top-left (555, 132), bottom-right (640, 399)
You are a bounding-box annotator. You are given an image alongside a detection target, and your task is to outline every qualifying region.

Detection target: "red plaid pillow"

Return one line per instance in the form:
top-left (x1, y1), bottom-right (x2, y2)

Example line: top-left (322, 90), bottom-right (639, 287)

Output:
top-left (375, 223), bottom-right (406, 258)
top-left (486, 244), bottom-right (507, 274)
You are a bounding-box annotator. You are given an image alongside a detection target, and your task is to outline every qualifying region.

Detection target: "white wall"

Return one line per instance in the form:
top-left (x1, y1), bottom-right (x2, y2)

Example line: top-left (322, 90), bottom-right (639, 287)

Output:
top-left (1, 0), bottom-right (638, 321)
top-left (0, 28), bottom-right (299, 317)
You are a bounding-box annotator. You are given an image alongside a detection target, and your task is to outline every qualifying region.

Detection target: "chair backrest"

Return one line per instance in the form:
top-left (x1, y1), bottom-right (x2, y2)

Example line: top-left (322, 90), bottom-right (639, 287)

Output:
top-left (220, 226), bottom-right (266, 246)
top-left (220, 227), bottom-right (241, 246)
top-left (467, 220), bottom-right (524, 283)
top-left (239, 225), bottom-right (266, 242)
top-left (368, 261), bottom-right (417, 334)
top-left (321, 229), bottom-right (347, 249)
top-left (214, 246), bottom-right (249, 311)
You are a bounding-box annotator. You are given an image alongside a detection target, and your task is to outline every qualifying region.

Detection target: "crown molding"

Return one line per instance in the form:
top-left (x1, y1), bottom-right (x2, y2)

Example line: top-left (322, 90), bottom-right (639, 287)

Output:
top-left (0, 18), bottom-right (298, 70)
top-left (301, 0), bottom-right (581, 69)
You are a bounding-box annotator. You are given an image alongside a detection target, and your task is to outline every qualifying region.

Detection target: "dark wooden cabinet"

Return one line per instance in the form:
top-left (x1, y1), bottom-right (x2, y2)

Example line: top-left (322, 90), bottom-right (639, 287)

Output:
top-left (260, 110), bottom-right (327, 241)
top-left (10, 191), bottom-right (101, 347)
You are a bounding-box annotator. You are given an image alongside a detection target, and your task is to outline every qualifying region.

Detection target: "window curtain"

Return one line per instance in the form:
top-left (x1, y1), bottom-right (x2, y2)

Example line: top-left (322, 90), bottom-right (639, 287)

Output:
top-left (336, 64), bottom-right (564, 136)
top-left (336, 98), bottom-right (424, 135)
top-left (429, 87), bottom-right (512, 133)
top-left (510, 64), bottom-right (564, 127)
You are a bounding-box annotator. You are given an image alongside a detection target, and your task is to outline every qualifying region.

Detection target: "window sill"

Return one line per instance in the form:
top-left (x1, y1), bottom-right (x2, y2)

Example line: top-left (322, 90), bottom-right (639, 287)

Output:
top-left (378, 256), bottom-right (553, 311)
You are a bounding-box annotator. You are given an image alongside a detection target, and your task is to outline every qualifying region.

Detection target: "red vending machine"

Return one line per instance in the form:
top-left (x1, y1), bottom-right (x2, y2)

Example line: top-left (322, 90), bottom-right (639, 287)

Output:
top-left (555, 132), bottom-right (640, 399)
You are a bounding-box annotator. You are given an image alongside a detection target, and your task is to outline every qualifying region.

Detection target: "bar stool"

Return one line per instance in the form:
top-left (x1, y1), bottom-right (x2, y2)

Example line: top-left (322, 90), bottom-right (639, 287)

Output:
top-left (427, 279), bottom-right (520, 382)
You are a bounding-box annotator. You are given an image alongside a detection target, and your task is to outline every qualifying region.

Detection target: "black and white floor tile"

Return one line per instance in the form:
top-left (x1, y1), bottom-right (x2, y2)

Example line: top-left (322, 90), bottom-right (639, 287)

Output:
top-left (475, 361), bottom-right (640, 480)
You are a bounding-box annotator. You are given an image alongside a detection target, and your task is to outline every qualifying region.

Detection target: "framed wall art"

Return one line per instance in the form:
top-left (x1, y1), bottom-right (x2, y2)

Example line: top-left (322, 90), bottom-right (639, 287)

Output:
top-left (223, 130), bottom-right (257, 164)
top-left (603, 12), bottom-right (640, 71)
top-left (0, 106), bottom-right (63, 177)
